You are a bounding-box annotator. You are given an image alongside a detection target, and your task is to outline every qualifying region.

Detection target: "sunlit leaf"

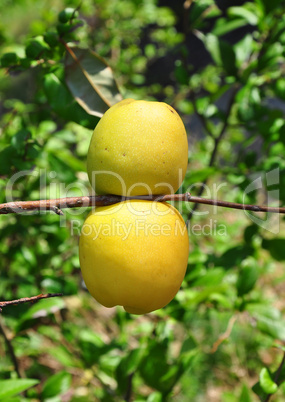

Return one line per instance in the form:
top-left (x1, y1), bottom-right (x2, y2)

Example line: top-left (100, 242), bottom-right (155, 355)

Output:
top-left (259, 368), bottom-right (278, 394)
top-left (0, 379), bottom-right (39, 399)
top-left (41, 371), bottom-right (72, 399)
top-left (17, 298), bottom-right (66, 331)
top-left (228, 5), bottom-right (259, 25)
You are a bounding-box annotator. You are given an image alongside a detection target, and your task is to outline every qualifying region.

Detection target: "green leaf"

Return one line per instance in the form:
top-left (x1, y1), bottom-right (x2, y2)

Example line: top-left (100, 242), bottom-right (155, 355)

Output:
top-left (236, 258), bottom-right (259, 297)
top-left (184, 167), bottom-right (216, 186)
top-left (1, 52), bottom-right (19, 67)
top-left (65, 46), bottom-right (122, 118)
top-left (243, 225), bottom-right (259, 244)
top-left (17, 298), bottom-right (66, 331)
top-left (41, 371), bottom-right (72, 399)
top-left (251, 309), bottom-right (285, 340)
top-left (58, 8), bottom-right (78, 23)
top-left (189, 0), bottom-right (221, 26)
top-left (258, 42), bottom-right (283, 70)
top-left (212, 18), bottom-right (248, 37)
top-left (116, 349), bottom-right (144, 394)
top-left (239, 383), bottom-right (253, 401)
top-left (276, 78), bottom-right (285, 100)
top-left (253, 355), bottom-right (285, 399)
top-left (139, 341), bottom-right (175, 394)
top-left (43, 31), bottom-right (58, 47)
top-left (192, 268), bottom-right (225, 287)
top-left (196, 32), bottom-right (237, 76)
top-left (147, 392), bottom-right (164, 402)
top-left (255, 0), bottom-right (282, 13)
top-left (47, 153), bottom-right (77, 183)
top-left (234, 35), bottom-right (254, 67)
top-left (237, 86), bottom-right (263, 122)
top-left (0, 379), bottom-right (39, 399)
top-left (78, 329), bottom-right (112, 366)
top-left (43, 72), bottom-right (99, 129)
top-left (25, 36), bottom-right (49, 59)
top-left (179, 337), bottom-right (199, 370)
top-left (228, 5), bottom-right (259, 25)
top-left (11, 130), bottom-right (30, 153)
top-left (259, 368), bottom-right (278, 394)
top-left (262, 238), bottom-right (285, 261)
top-left (214, 245), bottom-right (254, 269)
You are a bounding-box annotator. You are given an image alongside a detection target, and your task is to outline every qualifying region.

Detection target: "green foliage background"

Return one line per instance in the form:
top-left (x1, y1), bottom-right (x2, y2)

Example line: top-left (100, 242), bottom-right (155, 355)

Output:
top-left (1, 0), bottom-right (285, 400)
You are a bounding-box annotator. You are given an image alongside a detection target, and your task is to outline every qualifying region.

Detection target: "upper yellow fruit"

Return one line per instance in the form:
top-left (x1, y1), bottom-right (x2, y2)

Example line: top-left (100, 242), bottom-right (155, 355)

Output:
top-left (87, 99), bottom-right (188, 196)
top-left (79, 200), bottom-right (189, 314)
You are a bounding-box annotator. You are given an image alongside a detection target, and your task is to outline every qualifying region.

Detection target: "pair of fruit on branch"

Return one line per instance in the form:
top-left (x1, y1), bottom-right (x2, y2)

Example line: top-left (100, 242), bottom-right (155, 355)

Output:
top-left (79, 99), bottom-right (189, 314)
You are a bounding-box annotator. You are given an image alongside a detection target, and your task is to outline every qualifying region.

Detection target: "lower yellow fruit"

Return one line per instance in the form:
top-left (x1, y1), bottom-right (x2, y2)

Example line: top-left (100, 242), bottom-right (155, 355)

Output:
top-left (79, 201), bottom-right (189, 314)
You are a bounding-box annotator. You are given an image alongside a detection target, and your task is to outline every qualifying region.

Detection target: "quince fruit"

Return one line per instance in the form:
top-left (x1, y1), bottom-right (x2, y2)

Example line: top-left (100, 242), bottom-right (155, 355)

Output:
top-left (79, 200), bottom-right (189, 314)
top-left (87, 99), bottom-right (188, 196)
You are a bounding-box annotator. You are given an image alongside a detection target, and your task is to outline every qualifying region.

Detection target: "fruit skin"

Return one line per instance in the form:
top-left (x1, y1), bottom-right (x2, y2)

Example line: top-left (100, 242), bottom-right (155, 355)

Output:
top-left (79, 200), bottom-right (189, 314)
top-left (87, 99), bottom-right (188, 196)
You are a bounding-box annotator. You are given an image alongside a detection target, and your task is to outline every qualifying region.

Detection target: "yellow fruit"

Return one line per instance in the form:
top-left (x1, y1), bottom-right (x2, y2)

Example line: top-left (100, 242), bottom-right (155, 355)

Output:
top-left (79, 200), bottom-right (189, 314)
top-left (87, 99), bottom-right (188, 196)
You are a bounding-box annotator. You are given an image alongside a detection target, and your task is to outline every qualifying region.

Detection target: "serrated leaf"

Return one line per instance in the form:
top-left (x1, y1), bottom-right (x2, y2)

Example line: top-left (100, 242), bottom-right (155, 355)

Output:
top-left (0, 379), bottom-right (39, 399)
top-left (65, 46), bottom-right (122, 118)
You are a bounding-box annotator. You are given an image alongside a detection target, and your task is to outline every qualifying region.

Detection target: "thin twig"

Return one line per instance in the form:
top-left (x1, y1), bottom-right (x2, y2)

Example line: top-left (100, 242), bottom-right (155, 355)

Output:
top-left (0, 293), bottom-right (63, 312)
top-left (0, 320), bottom-right (22, 377)
top-left (0, 193), bottom-right (285, 215)
top-left (124, 372), bottom-right (134, 402)
top-left (211, 316), bottom-right (237, 353)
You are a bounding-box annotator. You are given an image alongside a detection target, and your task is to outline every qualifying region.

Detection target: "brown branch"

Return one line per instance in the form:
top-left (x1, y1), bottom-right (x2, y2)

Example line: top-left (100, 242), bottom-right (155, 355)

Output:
top-left (124, 372), bottom-right (134, 402)
top-left (0, 320), bottom-right (22, 377)
top-left (211, 316), bottom-right (237, 353)
top-left (0, 193), bottom-right (285, 215)
top-left (0, 293), bottom-right (63, 312)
